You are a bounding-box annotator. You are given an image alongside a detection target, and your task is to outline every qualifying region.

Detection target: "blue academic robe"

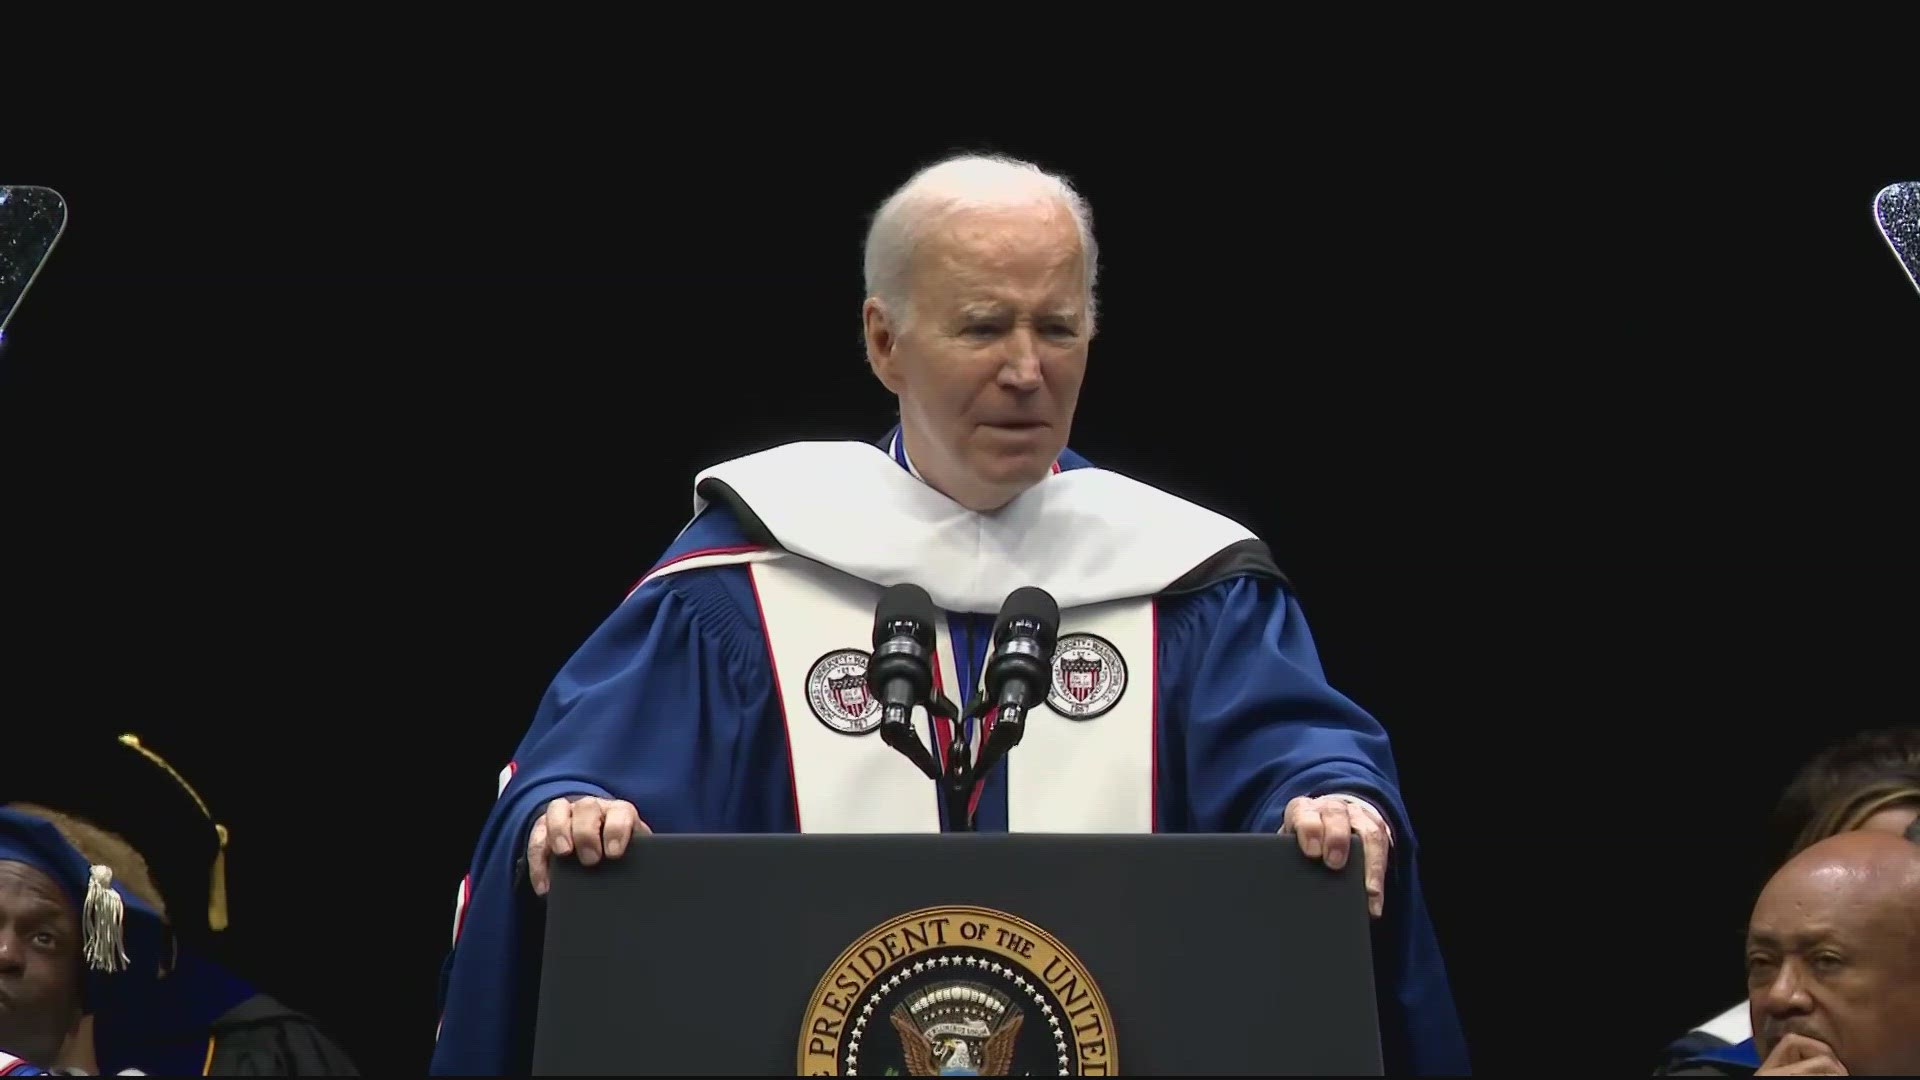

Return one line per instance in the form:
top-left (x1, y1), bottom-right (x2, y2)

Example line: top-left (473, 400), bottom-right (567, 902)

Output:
top-left (430, 433), bottom-right (1470, 1076)
top-left (1657, 1033), bottom-right (1760, 1075)
top-left (91, 949), bottom-right (255, 1075)
top-left (0, 941), bottom-right (351, 1077)
top-left (92, 949), bottom-right (358, 1076)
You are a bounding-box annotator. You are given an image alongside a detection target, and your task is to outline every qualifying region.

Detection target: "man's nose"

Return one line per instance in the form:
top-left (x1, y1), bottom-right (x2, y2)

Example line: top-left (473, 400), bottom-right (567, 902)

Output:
top-left (0, 929), bottom-right (24, 974)
top-left (1759, 961), bottom-right (1815, 1017)
top-left (997, 331), bottom-right (1043, 390)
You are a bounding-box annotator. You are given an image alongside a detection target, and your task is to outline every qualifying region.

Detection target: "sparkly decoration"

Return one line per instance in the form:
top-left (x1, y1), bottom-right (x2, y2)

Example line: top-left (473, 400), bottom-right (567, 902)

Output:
top-left (0, 185), bottom-right (67, 334)
top-left (1874, 181), bottom-right (1920, 296)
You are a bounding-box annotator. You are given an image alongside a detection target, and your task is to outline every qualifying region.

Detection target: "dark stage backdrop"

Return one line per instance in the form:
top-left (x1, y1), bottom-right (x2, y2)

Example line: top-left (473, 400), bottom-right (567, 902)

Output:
top-left (3, 112), bottom-right (1911, 1074)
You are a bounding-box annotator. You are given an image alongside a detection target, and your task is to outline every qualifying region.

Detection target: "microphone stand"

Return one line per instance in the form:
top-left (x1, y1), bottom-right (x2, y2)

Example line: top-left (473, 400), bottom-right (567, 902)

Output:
top-left (879, 686), bottom-right (1027, 834)
top-left (881, 688), bottom-right (963, 780)
top-left (942, 696), bottom-right (997, 833)
top-left (966, 700), bottom-right (1025, 799)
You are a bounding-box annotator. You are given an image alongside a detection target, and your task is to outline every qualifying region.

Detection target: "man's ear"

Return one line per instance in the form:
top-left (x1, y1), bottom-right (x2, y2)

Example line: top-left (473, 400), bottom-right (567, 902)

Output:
top-left (864, 298), bottom-right (906, 394)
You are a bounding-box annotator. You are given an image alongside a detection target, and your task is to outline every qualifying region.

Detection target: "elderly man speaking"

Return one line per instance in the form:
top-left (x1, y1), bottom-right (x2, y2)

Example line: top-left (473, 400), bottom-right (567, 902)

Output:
top-left (430, 153), bottom-right (1469, 1076)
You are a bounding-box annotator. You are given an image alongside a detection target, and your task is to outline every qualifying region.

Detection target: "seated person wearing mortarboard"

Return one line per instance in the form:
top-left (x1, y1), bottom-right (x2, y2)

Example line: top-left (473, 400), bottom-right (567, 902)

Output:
top-left (2, 734), bottom-right (355, 1075)
top-left (1, 805), bottom-right (173, 1075)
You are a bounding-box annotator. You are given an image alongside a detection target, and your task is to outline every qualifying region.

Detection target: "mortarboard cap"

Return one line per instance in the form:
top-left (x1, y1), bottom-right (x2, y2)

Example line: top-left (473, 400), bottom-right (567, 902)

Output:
top-left (1, 732), bottom-right (229, 941)
top-left (0, 806), bottom-right (170, 1008)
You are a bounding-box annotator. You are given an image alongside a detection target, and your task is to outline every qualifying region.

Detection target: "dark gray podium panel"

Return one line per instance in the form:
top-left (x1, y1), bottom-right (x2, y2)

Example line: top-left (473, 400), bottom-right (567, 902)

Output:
top-left (535, 832), bottom-right (1379, 1075)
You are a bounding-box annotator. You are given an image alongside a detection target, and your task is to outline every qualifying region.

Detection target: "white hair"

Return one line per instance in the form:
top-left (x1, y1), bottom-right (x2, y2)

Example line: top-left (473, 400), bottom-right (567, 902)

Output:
top-left (862, 153), bottom-right (1099, 335)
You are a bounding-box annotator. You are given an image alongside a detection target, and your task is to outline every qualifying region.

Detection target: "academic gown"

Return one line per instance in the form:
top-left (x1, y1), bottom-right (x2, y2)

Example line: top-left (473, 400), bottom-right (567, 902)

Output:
top-left (1655, 1040), bottom-right (1759, 1077)
top-left (430, 431), bottom-right (1470, 1076)
top-left (0, 952), bottom-right (356, 1077)
top-left (93, 950), bottom-right (360, 1076)
top-left (200, 996), bottom-right (360, 1077)
top-left (1653, 1002), bottom-right (1759, 1076)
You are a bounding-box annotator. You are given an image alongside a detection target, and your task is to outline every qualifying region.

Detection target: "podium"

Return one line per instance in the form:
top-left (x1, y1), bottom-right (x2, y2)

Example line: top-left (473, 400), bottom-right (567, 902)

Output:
top-left (533, 832), bottom-right (1381, 1075)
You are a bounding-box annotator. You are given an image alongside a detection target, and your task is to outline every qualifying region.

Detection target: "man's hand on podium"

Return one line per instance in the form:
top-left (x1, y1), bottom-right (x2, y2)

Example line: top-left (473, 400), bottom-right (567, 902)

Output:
top-left (1281, 794), bottom-right (1391, 919)
top-left (528, 795), bottom-right (652, 896)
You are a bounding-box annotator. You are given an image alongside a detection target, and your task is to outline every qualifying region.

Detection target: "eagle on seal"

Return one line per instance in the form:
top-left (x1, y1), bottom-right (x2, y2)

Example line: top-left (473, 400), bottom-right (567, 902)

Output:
top-left (888, 987), bottom-right (1025, 1077)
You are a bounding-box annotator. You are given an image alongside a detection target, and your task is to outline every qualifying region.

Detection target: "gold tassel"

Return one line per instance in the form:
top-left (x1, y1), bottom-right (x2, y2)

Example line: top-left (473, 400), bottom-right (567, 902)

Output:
top-left (119, 733), bottom-right (231, 933)
top-left (209, 824), bottom-right (229, 931)
top-left (83, 865), bottom-right (129, 973)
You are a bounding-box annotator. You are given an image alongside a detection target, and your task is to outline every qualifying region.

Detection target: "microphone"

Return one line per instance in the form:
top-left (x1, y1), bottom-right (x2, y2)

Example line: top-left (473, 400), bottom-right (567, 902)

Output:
top-left (967, 586), bottom-right (1061, 799)
top-left (867, 583), bottom-right (946, 780)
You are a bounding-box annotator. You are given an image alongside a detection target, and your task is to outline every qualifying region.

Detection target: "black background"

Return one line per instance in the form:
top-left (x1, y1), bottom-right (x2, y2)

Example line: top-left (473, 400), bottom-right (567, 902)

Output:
top-left (3, 84), bottom-right (1912, 1074)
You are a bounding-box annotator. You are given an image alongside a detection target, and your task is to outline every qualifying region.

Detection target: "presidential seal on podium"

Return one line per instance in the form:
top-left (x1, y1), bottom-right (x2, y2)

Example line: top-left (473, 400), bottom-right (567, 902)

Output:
top-left (798, 905), bottom-right (1117, 1076)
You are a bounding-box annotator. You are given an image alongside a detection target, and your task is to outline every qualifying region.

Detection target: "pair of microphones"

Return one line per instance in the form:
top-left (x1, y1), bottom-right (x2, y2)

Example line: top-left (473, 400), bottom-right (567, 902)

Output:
top-left (865, 583), bottom-right (1059, 832)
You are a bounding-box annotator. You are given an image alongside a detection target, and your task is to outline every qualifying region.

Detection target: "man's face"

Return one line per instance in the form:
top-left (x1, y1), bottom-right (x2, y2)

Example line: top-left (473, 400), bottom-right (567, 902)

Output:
top-left (0, 861), bottom-right (84, 1064)
top-left (1746, 851), bottom-right (1920, 1074)
top-left (865, 200), bottom-right (1090, 512)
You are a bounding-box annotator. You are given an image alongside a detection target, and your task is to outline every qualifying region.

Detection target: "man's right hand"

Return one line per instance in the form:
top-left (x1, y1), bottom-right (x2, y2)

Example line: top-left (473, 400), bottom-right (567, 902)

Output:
top-left (1756, 1033), bottom-right (1849, 1076)
top-left (527, 795), bottom-right (651, 896)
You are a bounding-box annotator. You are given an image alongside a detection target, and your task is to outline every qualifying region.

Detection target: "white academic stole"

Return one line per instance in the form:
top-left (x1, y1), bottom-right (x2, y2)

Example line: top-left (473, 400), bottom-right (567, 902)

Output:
top-left (745, 556), bottom-right (1156, 834)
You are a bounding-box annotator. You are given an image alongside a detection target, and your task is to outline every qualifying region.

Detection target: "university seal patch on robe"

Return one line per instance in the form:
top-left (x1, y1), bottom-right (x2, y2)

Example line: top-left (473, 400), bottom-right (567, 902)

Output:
top-left (1048, 632), bottom-right (1127, 720)
top-left (806, 647), bottom-right (884, 735)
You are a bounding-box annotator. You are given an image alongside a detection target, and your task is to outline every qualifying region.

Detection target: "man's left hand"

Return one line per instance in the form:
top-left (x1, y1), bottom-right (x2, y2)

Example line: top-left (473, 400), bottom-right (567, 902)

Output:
top-left (1282, 795), bottom-right (1390, 918)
